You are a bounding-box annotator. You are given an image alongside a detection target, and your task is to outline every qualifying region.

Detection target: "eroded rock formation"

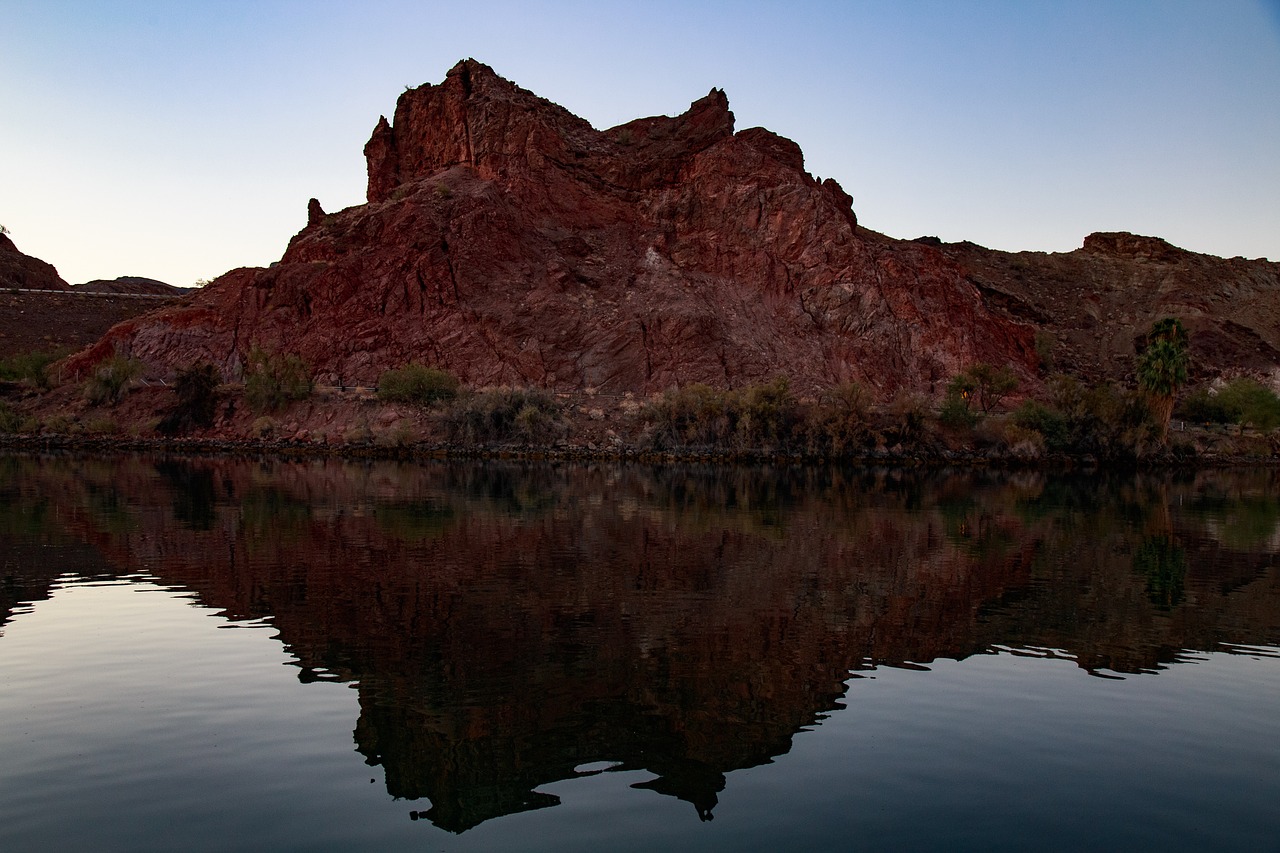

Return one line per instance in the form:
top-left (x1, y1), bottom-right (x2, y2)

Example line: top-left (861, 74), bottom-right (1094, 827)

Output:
top-left (66, 60), bottom-right (1039, 396)
top-left (57, 60), bottom-right (1279, 397)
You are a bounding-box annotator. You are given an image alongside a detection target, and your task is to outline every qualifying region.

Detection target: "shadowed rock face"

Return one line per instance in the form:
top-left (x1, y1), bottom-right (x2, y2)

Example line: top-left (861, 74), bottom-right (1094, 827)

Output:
top-left (939, 233), bottom-right (1280, 384)
top-left (0, 234), bottom-right (69, 291)
top-left (66, 59), bottom-right (1039, 396)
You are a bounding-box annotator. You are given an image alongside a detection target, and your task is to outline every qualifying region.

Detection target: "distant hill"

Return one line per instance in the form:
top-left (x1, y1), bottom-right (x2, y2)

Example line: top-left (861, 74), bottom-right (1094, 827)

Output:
top-left (73, 276), bottom-right (188, 295)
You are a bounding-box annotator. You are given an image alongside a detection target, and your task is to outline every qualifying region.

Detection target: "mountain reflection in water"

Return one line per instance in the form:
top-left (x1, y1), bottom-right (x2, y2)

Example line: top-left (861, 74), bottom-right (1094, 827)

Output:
top-left (1, 454), bottom-right (1278, 833)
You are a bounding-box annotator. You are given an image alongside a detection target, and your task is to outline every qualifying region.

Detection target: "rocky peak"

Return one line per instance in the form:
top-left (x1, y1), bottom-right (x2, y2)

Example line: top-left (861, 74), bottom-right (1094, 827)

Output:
top-left (68, 61), bottom-right (1052, 397)
top-left (0, 233), bottom-right (69, 291)
top-left (1082, 232), bottom-right (1187, 263)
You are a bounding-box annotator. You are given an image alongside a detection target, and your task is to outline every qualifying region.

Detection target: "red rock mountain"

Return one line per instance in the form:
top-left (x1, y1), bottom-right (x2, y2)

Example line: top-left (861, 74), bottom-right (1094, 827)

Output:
top-left (1, 233), bottom-right (69, 291)
top-left (66, 60), bottom-right (1278, 394)
top-left (68, 60), bottom-right (1038, 396)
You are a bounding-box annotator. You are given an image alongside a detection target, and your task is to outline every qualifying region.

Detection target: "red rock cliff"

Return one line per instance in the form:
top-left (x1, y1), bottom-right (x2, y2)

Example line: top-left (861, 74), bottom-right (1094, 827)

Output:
top-left (68, 59), bottom-right (1037, 396)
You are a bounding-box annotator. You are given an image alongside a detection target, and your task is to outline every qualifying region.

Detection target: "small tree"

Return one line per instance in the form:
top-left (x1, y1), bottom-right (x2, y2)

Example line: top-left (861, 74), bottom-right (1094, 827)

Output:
top-left (1136, 319), bottom-right (1190, 442)
top-left (967, 363), bottom-right (1019, 413)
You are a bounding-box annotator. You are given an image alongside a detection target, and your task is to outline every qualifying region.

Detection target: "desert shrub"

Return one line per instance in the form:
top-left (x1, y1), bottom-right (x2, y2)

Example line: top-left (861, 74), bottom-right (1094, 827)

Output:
top-left (734, 377), bottom-right (797, 449)
top-left (643, 384), bottom-right (731, 449)
top-left (84, 355), bottom-right (143, 405)
top-left (0, 348), bottom-right (66, 390)
top-left (885, 390), bottom-right (927, 442)
top-left (42, 414), bottom-right (76, 434)
top-left (641, 378), bottom-right (798, 452)
top-left (1216, 378), bottom-right (1280, 431)
top-left (376, 363), bottom-right (460, 406)
top-left (1000, 422), bottom-right (1047, 459)
top-left (250, 416), bottom-right (278, 438)
top-left (157, 362), bottom-right (221, 435)
top-left (243, 348), bottom-right (312, 413)
top-left (1177, 386), bottom-right (1235, 425)
top-left (1011, 375), bottom-right (1159, 459)
top-left (438, 387), bottom-right (566, 446)
top-left (1034, 331), bottom-right (1056, 374)
top-left (802, 382), bottom-right (873, 456)
top-left (82, 416), bottom-right (119, 436)
top-left (939, 396), bottom-right (979, 431)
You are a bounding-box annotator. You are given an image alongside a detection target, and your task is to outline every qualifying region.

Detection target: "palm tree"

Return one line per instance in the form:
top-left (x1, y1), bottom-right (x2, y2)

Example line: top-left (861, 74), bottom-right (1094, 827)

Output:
top-left (1136, 319), bottom-right (1190, 442)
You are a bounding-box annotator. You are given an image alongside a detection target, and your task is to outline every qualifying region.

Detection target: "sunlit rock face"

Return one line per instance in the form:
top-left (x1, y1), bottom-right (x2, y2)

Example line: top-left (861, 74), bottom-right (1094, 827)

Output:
top-left (65, 59), bottom-right (1038, 397)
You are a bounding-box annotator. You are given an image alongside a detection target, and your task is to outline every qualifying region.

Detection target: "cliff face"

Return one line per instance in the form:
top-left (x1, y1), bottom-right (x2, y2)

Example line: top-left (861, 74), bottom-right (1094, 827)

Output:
top-left (59, 60), bottom-right (1279, 395)
top-left (67, 60), bottom-right (1038, 396)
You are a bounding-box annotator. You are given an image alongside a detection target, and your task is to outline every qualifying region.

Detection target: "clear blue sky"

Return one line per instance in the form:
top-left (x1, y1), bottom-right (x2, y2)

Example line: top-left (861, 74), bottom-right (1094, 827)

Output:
top-left (2, 0), bottom-right (1277, 286)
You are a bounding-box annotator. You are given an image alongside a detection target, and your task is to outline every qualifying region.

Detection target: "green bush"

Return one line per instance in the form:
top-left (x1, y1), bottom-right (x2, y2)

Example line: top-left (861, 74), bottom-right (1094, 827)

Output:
top-left (84, 355), bottom-right (143, 405)
top-left (0, 348), bottom-right (66, 390)
top-left (1011, 399), bottom-right (1069, 452)
top-left (1177, 386), bottom-right (1235, 425)
top-left (438, 387), bottom-right (566, 445)
top-left (243, 348), bottom-right (312, 413)
top-left (1217, 378), bottom-right (1280, 431)
top-left (376, 363), bottom-right (460, 405)
top-left (1010, 375), bottom-right (1159, 458)
top-left (939, 395), bottom-right (979, 431)
top-left (1176, 379), bottom-right (1280, 431)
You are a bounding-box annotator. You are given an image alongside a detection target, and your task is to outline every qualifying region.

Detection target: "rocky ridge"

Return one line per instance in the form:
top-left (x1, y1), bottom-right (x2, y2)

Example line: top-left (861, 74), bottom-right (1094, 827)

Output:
top-left (65, 60), bottom-right (1039, 397)
top-left (36, 58), bottom-right (1280, 405)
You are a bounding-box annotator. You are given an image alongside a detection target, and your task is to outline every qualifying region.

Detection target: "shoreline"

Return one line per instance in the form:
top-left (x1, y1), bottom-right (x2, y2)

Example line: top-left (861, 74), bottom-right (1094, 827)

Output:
top-left (2, 431), bottom-right (1275, 470)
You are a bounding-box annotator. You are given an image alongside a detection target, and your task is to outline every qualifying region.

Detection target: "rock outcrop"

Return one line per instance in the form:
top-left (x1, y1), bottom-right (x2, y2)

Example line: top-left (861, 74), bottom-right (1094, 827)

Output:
top-left (939, 234), bottom-right (1280, 383)
top-left (60, 60), bottom-right (1278, 396)
top-left (65, 60), bottom-right (1038, 397)
top-left (0, 233), bottom-right (69, 291)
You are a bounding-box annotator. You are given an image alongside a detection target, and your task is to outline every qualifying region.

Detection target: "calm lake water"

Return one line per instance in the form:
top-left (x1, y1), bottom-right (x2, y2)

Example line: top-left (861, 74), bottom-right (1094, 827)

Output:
top-left (2, 453), bottom-right (1278, 851)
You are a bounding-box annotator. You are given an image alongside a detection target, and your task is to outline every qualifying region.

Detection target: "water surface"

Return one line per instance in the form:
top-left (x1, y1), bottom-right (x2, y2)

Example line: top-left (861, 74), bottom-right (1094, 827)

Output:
top-left (1, 455), bottom-right (1278, 850)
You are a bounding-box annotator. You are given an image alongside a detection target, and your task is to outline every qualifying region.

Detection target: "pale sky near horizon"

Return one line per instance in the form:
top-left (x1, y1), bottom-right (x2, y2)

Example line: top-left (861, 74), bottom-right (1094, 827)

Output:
top-left (1, 0), bottom-right (1278, 287)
